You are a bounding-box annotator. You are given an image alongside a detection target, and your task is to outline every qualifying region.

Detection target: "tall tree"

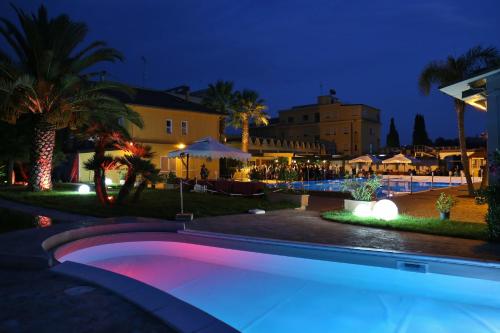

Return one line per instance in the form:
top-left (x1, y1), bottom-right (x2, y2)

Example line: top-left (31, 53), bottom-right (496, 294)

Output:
top-left (419, 45), bottom-right (500, 195)
top-left (202, 80), bottom-right (234, 142)
top-left (386, 118), bottom-right (400, 148)
top-left (412, 114), bottom-right (431, 146)
top-left (230, 90), bottom-right (269, 153)
top-left (0, 5), bottom-right (129, 191)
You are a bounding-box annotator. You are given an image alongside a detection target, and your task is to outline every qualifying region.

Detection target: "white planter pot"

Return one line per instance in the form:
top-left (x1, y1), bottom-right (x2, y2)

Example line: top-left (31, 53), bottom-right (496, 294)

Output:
top-left (344, 199), bottom-right (376, 212)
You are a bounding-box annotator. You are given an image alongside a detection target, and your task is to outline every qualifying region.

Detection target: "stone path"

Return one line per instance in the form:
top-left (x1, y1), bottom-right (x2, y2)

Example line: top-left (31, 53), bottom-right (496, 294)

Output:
top-left (0, 268), bottom-right (171, 333)
top-left (0, 210), bottom-right (177, 333)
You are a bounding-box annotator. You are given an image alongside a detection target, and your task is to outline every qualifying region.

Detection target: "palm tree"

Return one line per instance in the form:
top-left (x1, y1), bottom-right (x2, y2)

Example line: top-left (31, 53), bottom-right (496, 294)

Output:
top-left (202, 80), bottom-right (234, 142)
top-left (116, 143), bottom-right (154, 204)
top-left (0, 5), bottom-right (128, 191)
top-left (83, 154), bottom-right (118, 204)
top-left (419, 45), bottom-right (500, 195)
top-left (81, 109), bottom-right (143, 205)
top-left (230, 90), bottom-right (269, 153)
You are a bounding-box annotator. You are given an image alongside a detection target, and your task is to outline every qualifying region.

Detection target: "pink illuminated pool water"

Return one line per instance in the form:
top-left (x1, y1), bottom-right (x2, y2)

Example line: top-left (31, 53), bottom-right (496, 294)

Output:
top-left (58, 240), bottom-right (500, 332)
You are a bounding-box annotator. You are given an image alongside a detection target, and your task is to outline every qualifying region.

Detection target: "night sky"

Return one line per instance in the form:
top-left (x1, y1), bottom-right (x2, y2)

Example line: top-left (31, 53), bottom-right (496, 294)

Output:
top-left (2, 0), bottom-right (500, 144)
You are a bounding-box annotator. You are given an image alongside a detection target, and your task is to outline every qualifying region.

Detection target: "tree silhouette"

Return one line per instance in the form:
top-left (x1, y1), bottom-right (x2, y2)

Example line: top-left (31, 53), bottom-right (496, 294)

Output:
top-left (386, 118), bottom-right (400, 148)
top-left (412, 114), bottom-right (431, 146)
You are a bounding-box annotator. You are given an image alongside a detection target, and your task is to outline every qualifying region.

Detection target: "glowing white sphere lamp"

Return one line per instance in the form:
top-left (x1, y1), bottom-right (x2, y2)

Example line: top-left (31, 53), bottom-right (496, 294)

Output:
top-left (372, 199), bottom-right (398, 221)
top-left (353, 203), bottom-right (372, 218)
top-left (78, 184), bottom-right (91, 194)
top-left (105, 178), bottom-right (113, 185)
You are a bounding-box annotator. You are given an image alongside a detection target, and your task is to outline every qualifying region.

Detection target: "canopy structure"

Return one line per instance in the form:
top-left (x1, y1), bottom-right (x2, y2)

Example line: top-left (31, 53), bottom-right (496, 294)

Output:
top-left (382, 153), bottom-right (419, 165)
top-left (348, 155), bottom-right (381, 164)
top-left (168, 137), bottom-right (251, 161)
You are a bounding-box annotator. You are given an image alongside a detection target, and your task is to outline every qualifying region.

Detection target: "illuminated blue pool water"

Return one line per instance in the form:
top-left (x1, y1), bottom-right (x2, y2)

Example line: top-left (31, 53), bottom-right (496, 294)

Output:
top-left (59, 241), bottom-right (500, 332)
top-left (269, 179), bottom-right (455, 196)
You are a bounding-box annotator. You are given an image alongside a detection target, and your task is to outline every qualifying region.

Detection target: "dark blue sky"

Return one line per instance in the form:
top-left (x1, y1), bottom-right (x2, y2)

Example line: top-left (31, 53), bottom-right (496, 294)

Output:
top-left (3, 1), bottom-right (500, 144)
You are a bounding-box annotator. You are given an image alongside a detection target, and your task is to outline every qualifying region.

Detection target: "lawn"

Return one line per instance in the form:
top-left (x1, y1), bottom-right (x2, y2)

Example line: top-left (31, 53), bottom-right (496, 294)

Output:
top-left (322, 210), bottom-right (489, 240)
top-left (0, 185), bottom-right (297, 220)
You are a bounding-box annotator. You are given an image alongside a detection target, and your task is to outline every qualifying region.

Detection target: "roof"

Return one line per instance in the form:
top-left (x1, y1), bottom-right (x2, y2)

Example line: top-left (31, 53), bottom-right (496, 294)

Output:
top-left (439, 66), bottom-right (500, 111)
top-left (288, 103), bottom-right (379, 111)
top-left (107, 87), bottom-right (221, 115)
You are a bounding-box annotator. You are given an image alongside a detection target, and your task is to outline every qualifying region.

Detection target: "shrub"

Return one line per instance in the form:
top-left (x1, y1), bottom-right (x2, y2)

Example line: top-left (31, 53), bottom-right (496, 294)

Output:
top-left (341, 176), bottom-right (381, 201)
top-left (166, 172), bottom-right (177, 184)
top-left (485, 149), bottom-right (500, 240)
top-left (435, 193), bottom-right (456, 213)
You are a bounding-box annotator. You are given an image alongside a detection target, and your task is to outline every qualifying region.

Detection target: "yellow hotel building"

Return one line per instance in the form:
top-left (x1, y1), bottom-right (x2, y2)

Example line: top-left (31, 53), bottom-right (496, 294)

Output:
top-left (251, 94), bottom-right (381, 157)
top-left (78, 87), bottom-right (221, 184)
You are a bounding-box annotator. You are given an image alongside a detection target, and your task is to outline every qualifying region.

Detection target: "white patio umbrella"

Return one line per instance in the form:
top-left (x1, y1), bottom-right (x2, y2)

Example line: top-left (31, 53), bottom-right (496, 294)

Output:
top-left (168, 137), bottom-right (251, 219)
top-left (382, 153), bottom-right (419, 172)
top-left (168, 137), bottom-right (251, 179)
top-left (168, 137), bottom-right (251, 161)
top-left (348, 155), bottom-right (382, 164)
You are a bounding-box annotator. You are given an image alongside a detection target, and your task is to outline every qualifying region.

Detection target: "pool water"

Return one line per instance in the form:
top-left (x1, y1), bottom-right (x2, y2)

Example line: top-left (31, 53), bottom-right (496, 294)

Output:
top-left (59, 241), bottom-right (500, 333)
top-left (270, 179), bottom-right (454, 196)
top-left (0, 207), bottom-right (55, 233)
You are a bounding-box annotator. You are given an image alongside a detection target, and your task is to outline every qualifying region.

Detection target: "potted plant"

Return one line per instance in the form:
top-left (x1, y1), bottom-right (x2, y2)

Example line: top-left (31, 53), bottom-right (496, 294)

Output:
top-left (435, 192), bottom-right (456, 220)
top-left (342, 177), bottom-right (381, 212)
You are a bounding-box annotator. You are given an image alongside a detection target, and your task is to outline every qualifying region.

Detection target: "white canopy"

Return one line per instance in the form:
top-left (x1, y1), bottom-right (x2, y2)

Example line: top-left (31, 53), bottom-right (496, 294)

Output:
top-left (382, 153), bottom-right (419, 164)
top-left (168, 137), bottom-right (251, 161)
top-left (348, 155), bottom-right (381, 164)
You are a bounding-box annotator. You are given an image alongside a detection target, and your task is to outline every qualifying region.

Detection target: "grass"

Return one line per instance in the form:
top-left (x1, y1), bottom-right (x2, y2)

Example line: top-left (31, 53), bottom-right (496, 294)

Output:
top-left (0, 185), bottom-right (297, 220)
top-left (322, 210), bottom-right (489, 240)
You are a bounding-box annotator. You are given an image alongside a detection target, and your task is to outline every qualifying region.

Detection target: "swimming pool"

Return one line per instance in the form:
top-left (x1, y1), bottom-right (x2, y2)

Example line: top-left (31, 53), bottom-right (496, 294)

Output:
top-left (56, 233), bottom-right (500, 333)
top-left (269, 178), bottom-right (457, 196)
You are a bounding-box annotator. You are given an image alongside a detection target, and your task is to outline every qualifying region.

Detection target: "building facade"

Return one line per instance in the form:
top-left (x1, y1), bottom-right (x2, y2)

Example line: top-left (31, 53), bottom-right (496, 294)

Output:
top-left (250, 95), bottom-right (381, 157)
top-left (78, 87), bottom-right (221, 183)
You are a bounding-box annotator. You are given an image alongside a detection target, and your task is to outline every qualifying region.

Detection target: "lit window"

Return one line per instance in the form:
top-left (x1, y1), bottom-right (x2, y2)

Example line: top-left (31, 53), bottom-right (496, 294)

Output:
top-left (181, 120), bottom-right (188, 135)
top-left (166, 119), bottom-right (172, 134)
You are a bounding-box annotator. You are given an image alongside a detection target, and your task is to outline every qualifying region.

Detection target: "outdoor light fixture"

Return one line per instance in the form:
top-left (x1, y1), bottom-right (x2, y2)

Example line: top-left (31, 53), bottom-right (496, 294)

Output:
top-left (78, 184), bottom-right (90, 194)
top-left (353, 203), bottom-right (372, 218)
top-left (372, 199), bottom-right (398, 221)
top-left (177, 143), bottom-right (186, 149)
top-left (105, 178), bottom-right (113, 185)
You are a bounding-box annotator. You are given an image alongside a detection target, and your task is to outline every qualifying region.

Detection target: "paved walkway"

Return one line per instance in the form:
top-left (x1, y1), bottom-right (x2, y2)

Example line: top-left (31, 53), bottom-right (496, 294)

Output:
top-left (188, 209), bottom-right (500, 262)
top-left (0, 211), bottom-right (176, 333)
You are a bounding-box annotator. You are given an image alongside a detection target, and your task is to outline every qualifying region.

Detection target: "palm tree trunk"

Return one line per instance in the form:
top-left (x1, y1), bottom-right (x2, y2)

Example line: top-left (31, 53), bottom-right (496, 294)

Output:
top-left (117, 170), bottom-right (136, 204)
top-left (7, 160), bottom-right (15, 185)
top-left (94, 141), bottom-right (110, 205)
top-left (132, 180), bottom-right (148, 202)
top-left (29, 121), bottom-right (56, 191)
top-left (94, 168), bottom-right (109, 205)
top-left (219, 116), bottom-right (226, 142)
top-left (242, 117), bottom-right (249, 153)
top-left (455, 100), bottom-right (475, 195)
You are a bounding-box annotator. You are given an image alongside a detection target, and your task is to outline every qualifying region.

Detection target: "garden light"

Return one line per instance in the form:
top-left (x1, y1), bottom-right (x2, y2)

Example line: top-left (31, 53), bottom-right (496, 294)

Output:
top-left (353, 203), bottom-right (372, 218)
top-left (372, 199), bottom-right (398, 221)
top-left (78, 184), bottom-right (90, 194)
top-left (105, 178), bottom-right (113, 185)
